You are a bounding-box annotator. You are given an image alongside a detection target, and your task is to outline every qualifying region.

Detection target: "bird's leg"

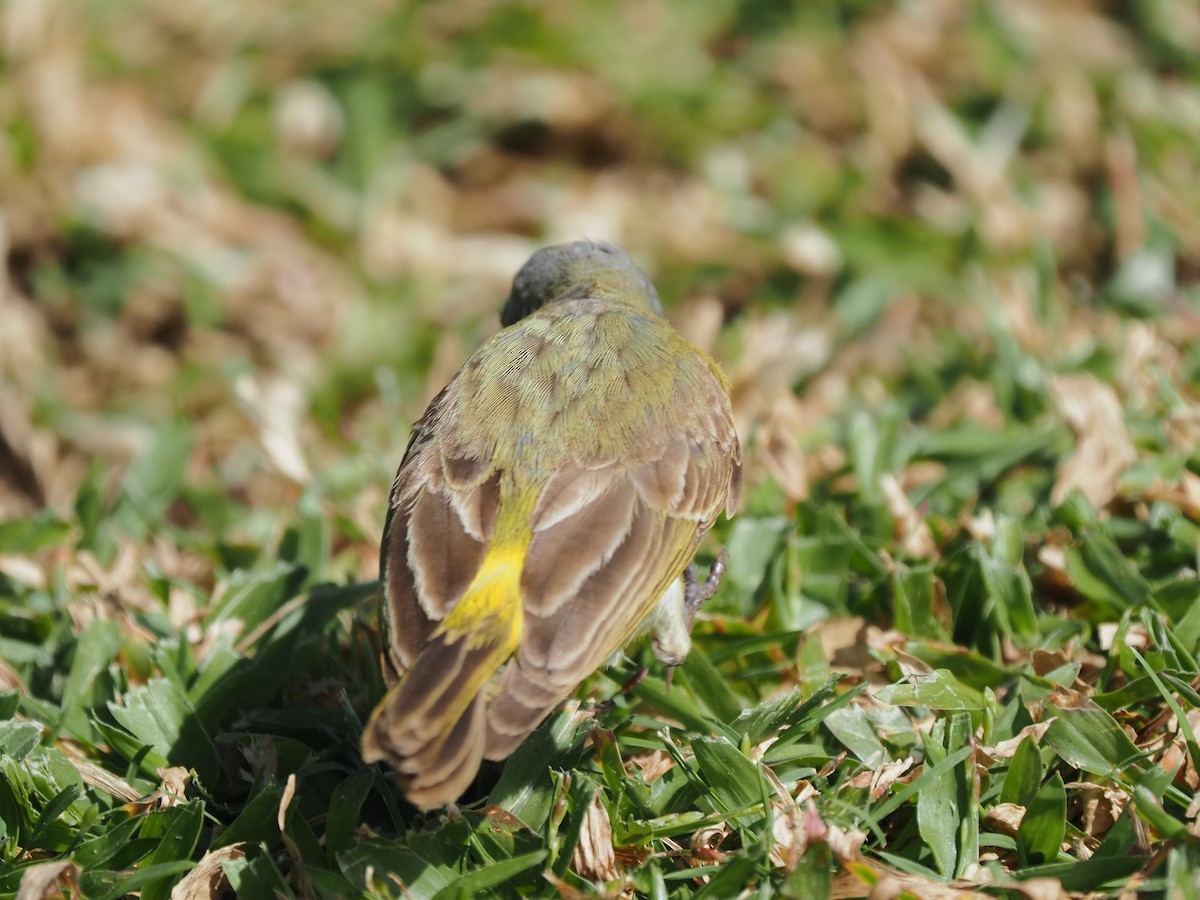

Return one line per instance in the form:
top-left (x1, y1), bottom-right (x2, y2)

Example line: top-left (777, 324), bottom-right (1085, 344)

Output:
top-left (683, 549), bottom-right (728, 629)
top-left (618, 667), bottom-right (649, 694)
top-left (596, 666), bottom-right (649, 714)
top-left (665, 550), bottom-right (729, 689)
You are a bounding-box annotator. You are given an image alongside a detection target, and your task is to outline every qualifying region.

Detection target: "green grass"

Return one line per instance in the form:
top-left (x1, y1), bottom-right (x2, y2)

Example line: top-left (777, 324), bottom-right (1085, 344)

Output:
top-left (3, 0), bottom-right (1200, 897)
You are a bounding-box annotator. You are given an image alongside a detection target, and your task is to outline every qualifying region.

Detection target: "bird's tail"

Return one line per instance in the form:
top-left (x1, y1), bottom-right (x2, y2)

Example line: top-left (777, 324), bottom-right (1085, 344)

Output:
top-left (362, 546), bottom-right (524, 809)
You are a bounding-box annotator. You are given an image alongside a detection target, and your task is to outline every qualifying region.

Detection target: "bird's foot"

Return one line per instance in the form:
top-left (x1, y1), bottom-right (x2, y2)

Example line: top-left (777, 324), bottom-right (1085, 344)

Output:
top-left (664, 550), bottom-right (729, 690)
top-left (683, 549), bottom-right (728, 628)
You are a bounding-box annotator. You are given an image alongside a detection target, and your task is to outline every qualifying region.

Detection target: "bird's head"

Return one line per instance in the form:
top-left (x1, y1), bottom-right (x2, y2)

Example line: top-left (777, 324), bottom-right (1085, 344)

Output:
top-left (500, 241), bottom-right (663, 326)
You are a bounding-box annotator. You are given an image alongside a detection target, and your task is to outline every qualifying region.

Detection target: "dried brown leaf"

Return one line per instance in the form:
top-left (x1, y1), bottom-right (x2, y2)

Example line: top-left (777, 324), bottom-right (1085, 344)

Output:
top-left (1050, 374), bottom-right (1136, 509)
top-left (571, 789), bottom-right (620, 883)
top-left (983, 802), bottom-right (1026, 838)
top-left (1097, 622), bottom-right (1149, 653)
top-left (847, 756), bottom-right (916, 799)
top-left (1156, 708), bottom-right (1200, 791)
top-left (869, 756), bottom-right (916, 799)
top-left (818, 617), bottom-right (883, 682)
top-left (125, 766), bottom-right (191, 815)
top-left (1006, 879), bottom-right (1069, 900)
top-left (1068, 781), bottom-right (1126, 841)
top-left (63, 754), bottom-right (140, 804)
top-left (758, 401), bottom-right (810, 502)
top-left (881, 474), bottom-right (938, 559)
top-left (168, 843), bottom-right (249, 900)
top-left (625, 749), bottom-right (674, 784)
top-left (818, 825), bottom-right (864, 872)
top-left (832, 857), bottom-right (987, 899)
top-left (1143, 471), bottom-right (1200, 519)
top-left (1031, 648), bottom-right (1072, 677)
top-left (768, 795), bottom-right (806, 869)
top-left (16, 861), bottom-right (81, 900)
top-left (978, 721), bottom-right (1054, 765)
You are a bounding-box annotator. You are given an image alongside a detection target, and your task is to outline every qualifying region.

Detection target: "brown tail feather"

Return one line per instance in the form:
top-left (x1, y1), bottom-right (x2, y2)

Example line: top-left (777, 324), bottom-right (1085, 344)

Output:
top-left (362, 634), bottom-right (505, 809)
top-left (404, 692), bottom-right (487, 809)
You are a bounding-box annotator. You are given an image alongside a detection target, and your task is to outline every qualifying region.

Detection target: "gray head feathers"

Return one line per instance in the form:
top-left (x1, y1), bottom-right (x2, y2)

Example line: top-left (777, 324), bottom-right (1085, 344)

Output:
top-left (500, 241), bottom-right (663, 327)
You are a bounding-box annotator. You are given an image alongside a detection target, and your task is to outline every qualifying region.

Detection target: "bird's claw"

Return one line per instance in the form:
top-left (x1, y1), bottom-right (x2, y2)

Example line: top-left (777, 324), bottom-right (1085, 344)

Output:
top-left (683, 549), bottom-right (728, 628)
top-left (665, 550), bottom-right (729, 690)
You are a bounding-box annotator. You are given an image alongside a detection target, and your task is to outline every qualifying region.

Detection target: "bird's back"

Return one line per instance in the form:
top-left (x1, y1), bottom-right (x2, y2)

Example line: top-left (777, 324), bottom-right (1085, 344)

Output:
top-left (445, 296), bottom-right (714, 478)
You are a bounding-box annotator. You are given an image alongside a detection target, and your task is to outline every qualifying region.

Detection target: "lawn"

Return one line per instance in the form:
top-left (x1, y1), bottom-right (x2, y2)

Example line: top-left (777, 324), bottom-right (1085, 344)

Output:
top-left (2, 1), bottom-right (1200, 897)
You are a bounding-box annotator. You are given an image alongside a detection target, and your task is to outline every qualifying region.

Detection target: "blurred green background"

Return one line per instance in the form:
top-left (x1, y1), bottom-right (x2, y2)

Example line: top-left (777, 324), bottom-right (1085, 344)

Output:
top-left (4, 0), bottom-right (1196, 537)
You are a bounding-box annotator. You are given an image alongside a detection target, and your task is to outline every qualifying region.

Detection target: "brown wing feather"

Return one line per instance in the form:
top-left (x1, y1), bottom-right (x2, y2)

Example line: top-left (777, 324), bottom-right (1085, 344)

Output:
top-left (484, 406), bottom-right (737, 759)
top-left (630, 438), bottom-right (690, 511)
top-left (372, 374), bottom-right (529, 808)
top-left (520, 468), bottom-right (638, 618)
top-left (379, 514), bottom-right (434, 679)
top-left (407, 489), bottom-right (486, 615)
top-left (378, 388), bottom-right (501, 676)
top-left (483, 512), bottom-right (699, 759)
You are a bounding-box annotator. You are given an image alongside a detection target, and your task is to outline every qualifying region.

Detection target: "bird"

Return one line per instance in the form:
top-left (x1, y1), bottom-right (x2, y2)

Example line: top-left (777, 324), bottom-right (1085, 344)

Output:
top-left (361, 240), bottom-right (741, 809)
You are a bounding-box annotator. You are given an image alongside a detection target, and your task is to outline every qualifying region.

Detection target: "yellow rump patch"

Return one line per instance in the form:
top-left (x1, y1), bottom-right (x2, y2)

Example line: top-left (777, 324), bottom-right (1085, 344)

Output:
top-left (437, 541), bottom-right (526, 651)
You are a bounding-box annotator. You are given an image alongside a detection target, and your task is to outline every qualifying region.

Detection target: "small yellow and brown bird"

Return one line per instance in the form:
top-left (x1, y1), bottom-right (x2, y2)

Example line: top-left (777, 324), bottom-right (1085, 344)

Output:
top-left (361, 241), bottom-right (741, 808)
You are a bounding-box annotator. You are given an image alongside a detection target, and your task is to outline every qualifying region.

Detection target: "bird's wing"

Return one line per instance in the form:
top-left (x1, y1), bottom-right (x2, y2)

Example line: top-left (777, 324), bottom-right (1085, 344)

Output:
top-left (366, 381), bottom-right (517, 806)
top-left (376, 385), bottom-right (502, 680)
top-left (483, 367), bottom-right (740, 759)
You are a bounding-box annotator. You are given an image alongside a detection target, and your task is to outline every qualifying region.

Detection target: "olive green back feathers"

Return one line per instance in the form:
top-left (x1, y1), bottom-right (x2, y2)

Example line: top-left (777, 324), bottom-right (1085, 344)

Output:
top-left (362, 241), bottom-right (741, 808)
